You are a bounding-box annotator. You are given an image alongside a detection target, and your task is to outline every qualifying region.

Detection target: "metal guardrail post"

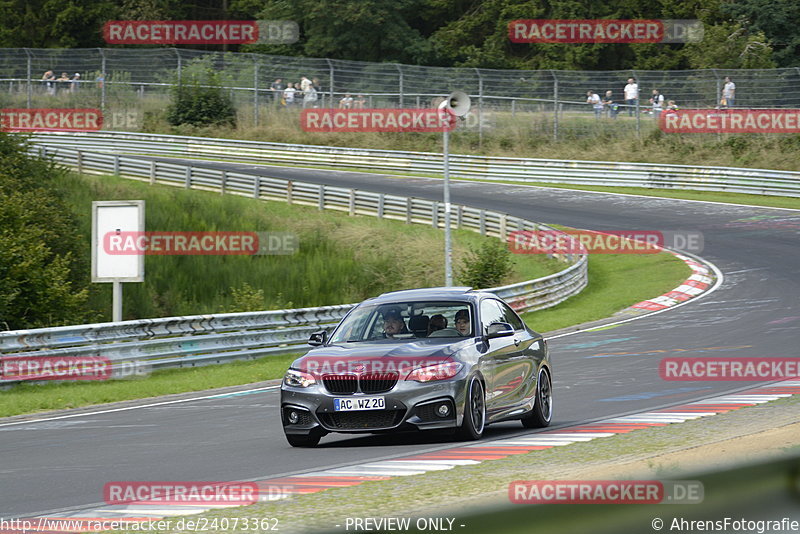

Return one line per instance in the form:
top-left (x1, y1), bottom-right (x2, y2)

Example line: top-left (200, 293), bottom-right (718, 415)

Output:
top-left (184, 167), bottom-right (191, 188)
top-left (77, 150), bottom-right (83, 175)
top-left (406, 198), bottom-right (412, 224)
top-left (318, 184), bottom-right (325, 210)
top-left (432, 201), bottom-right (439, 228)
top-left (479, 210), bottom-right (486, 236)
top-left (175, 49), bottom-right (182, 87)
top-left (377, 193), bottom-right (385, 218)
top-left (220, 170), bottom-right (227, 195)
top-left (349, 189), bottom-right (355, 216)
top-left (287, 180), bottom-right (293, 204)
top-left (113, 154), bottom-right (119, 176)
top-left (149, 161), bottom-right (156, 185)
top-left (253, 175), bottom-right (261, 199)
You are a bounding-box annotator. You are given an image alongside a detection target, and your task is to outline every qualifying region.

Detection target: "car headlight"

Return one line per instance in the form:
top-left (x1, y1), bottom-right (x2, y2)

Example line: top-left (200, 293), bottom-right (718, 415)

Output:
top-left (405, 362), bottom-right (463, 382)
top-left (284, 369), bottom-right (316, 388)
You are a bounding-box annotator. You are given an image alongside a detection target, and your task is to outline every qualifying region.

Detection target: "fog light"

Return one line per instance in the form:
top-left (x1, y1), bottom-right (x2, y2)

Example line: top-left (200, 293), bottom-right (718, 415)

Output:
top-left (288, 410), bottom-right (300, 424)
top-left (437, 403), bottom-right (450, 417)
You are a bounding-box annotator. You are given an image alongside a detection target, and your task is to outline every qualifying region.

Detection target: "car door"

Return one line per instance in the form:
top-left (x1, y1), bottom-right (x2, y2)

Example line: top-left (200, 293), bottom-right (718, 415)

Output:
top-left (479, 298), bottom-right (525, 418)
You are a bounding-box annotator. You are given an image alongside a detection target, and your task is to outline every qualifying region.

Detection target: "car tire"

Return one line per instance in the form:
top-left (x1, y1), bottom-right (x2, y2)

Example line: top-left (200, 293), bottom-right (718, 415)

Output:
top-left (458, 376), bottom-right (486, 440)
top-left (285, 432), bottom-right (321, 447)
top-left (522, 367), bottom-right (552, 428)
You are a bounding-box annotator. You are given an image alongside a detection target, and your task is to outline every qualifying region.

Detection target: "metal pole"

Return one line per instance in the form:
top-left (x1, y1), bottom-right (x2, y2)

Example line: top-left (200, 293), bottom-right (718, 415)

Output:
top-left (100, 49), bottom-right (107, 114)
top-left (634, 71), bottom-right (640, 137)
top-left (25, 48), bottom-right (32, 109)
top-left (176, 49), bottom-right (182, 86)
top-left (396, 64), bottom-right (404, 108)
top-left (253, 60), bottom-right (259, 127)
top-left (552, 71), bottom-right (559, 141)
top-left (326, 58), bottom-right (334, 108)
top-left (443, 127), bottom-right (452, 287)
top-left (112, 281), bottom-right (122, 322)
top-left (475, 68), bottom-right (483, 146)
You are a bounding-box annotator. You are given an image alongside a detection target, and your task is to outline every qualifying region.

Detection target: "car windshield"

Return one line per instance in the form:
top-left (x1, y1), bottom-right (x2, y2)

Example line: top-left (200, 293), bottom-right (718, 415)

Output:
top-left (329, 301), bottom-right (474, 343)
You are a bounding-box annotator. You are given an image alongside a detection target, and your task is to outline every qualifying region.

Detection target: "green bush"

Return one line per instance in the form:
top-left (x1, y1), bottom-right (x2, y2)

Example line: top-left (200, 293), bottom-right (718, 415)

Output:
top-left (457, 239), bottom-right (513, 289)
top-left (0, 133), bottom-right (92, 329)
top-left (166, 72), bottom-right (237, 128)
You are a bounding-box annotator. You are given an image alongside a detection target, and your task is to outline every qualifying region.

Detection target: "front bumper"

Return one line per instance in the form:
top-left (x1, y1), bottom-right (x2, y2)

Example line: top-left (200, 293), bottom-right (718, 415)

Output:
top-left (281, 378), bottom-right (467, 435)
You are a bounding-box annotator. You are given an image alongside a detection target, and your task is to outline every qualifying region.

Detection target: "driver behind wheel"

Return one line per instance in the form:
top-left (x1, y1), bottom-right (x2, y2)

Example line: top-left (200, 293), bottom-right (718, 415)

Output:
top-left (382, 308), bottom-right (409, 337)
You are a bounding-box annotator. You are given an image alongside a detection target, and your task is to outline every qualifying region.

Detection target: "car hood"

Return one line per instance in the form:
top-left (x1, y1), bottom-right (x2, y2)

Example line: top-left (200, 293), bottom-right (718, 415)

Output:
top-left (291, 339), bottom-right (471, 375)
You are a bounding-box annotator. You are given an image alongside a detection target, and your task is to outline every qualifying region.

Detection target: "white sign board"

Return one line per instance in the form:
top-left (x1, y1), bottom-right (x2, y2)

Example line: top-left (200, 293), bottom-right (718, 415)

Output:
top-left (92, 200), bottom-right (145, 282)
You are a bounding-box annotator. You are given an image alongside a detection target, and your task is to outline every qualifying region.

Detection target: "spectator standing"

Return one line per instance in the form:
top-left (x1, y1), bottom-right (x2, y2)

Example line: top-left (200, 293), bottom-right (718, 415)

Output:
top-left (353, 94), bottom-right (366, 109)
top-left (602, 90), bottom-right (618, 118)
top-left (70, 73), bottom-right (81, 93)
top-left (95, 73), bottom-right (105, 90)
top-left (649, 89), bottom-right (664, 115)
top-left (42, 70), bottom-right (55, 95)
top-left (303, 83), bottom-right (318, 108)
top-left (586, 90), bottom-right (602, 118)
top-left (300, 76), bottom-right (312, 94)
top-left (283, 83), bottom-right (296, 107)
top-left (664, 100), bottom-right (679, 114)
top-left (339, 93), bottom-right (354, 109)
top-left (56, 72), bottom-right (71, 94)
top-left (722, 77), bottom-right (735, 108)
top-left (623, 78), bottom-right (638, 116)
top-left (270, 78), bottom-right (285, 107)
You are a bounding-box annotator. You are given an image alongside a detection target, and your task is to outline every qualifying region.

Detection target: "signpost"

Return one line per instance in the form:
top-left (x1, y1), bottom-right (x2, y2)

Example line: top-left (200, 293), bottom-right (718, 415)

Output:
top-left (91, 200), bottom-right (145, 321)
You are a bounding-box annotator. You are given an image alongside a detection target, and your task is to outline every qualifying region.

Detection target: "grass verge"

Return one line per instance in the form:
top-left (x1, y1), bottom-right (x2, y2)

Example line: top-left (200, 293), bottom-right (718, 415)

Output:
top-left (0, 353), bottom-right (297, 418)
top-left (110, 394), bottom-right (800, 534)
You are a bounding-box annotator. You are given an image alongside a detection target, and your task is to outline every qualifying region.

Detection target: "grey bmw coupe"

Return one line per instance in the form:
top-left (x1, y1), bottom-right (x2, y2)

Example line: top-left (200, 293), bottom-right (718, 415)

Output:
top-left (280, 287), bottom-right (552, 447)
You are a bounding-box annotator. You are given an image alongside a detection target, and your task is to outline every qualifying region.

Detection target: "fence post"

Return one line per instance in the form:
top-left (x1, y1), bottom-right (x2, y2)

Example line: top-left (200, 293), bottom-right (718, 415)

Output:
top-left (479, 210), bottom-right (486, 236)
top-left (254, 60), bottom-right (259, 127)
top-left (318, 184), bottom-right (325, 210)
top-left (456, 205), bottom-right (463, 228)
top-left (253, 175), bottom-right (261, 199)
top-left (552, 71), bottom-right (559, 141)
top-left (377, 193), bottom-right (385, 218)
top-left (432, 201), bottom-right (439, 228)
top-left (287, 180), bottom-right (293, 204)
top-left (349, 189), bottom-right (355, 216)
top-left (25, 48), bottom-right (32, 109)
top-left (326, 58), bottom-right (334, 108)
top-left (634, 71), bottom-right (640, 137)
top-left (475, 68), bottom-right (484, 146)
top-left (175, 49), bottom-right (182, 87)
top-left (511, 99), bottom-right (516, 117)
top-left (406, 198), bottom-right (412, 224)
top-left (113, 154), bottom-right (120, 176)
top-left (100, 48), bottom-right (107, 114)
top-left (394, 64), bottom-right (404, 108)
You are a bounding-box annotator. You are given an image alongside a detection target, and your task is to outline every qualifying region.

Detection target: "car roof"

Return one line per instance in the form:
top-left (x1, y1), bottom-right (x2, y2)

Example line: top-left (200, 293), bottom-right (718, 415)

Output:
top-left (367, 286), bottom-right (490, 305)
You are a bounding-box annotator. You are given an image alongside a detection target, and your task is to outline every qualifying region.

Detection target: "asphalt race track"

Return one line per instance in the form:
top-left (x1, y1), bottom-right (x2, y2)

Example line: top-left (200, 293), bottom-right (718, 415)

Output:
top-left (2, 158), bottom-right (799, 518)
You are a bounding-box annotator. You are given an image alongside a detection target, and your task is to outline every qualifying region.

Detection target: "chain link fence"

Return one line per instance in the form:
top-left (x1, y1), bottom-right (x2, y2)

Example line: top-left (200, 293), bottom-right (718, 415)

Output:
top-left (2, 48), bottom-right (800, 139)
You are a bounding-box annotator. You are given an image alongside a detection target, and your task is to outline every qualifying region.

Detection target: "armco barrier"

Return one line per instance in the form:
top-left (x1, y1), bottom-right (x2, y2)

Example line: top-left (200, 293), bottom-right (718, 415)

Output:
top-left (29, 131), bottom-right (800, 197)
top-left (0, 143), bottom-right (587, 382)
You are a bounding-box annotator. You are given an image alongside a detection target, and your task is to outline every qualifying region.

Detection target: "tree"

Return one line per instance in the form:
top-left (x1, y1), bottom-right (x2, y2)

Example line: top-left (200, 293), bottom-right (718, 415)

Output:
top-left (0, 133), bottom-right (91, 329)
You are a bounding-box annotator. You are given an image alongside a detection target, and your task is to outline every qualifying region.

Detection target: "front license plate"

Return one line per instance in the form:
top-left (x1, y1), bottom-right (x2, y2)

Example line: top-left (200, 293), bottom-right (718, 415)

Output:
top-left (334, 396), bottom-right (385, 411)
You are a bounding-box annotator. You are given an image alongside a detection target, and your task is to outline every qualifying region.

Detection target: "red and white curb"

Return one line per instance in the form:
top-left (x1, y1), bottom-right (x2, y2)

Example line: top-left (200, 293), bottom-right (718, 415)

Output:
top-left (628, 252), bottom-right (716, 312)
top-left (12, 380), bottom-right (798, 533)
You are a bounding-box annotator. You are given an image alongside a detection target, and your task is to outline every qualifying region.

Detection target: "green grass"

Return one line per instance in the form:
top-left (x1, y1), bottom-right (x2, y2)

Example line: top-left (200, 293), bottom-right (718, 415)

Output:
top-left (0, 353), bottom-right (298, 417)
top-left (521, 252), bottom-right (691, 333)
top-left (63, 172), bottom-right (560, 321)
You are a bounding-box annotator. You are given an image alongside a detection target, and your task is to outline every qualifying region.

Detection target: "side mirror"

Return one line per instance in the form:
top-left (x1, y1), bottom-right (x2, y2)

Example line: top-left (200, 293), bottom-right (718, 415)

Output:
top-left (308, 330), bottom-right (328, 346)
top-left (484, 322), bottom-right (514, 340)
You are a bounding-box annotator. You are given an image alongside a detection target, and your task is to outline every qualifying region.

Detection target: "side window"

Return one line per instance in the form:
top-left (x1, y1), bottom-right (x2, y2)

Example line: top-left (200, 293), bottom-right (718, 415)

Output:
top-left (497, 300), bottom-right (525, 331)
top-left (479, 300), bottom-right (505, 334)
